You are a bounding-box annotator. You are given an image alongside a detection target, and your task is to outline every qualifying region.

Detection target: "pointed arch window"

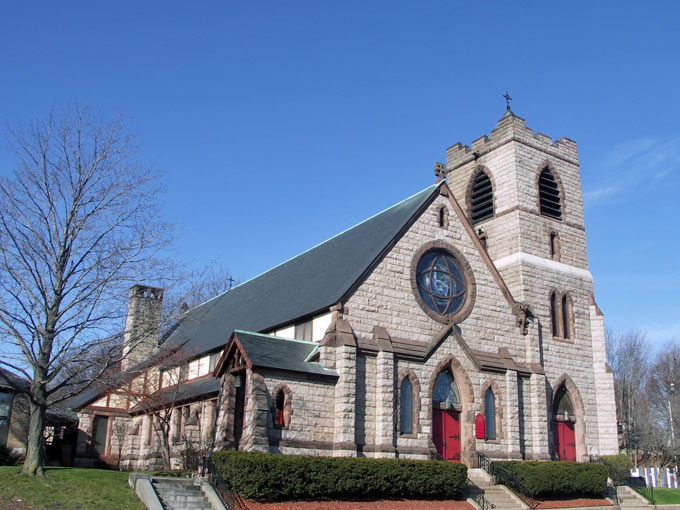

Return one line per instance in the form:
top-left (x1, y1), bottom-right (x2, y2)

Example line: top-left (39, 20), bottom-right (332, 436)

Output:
top-left (470, 171), bottom-right (494, 224)
top-left (433, 370), bottom-right (459, 405)
top-left (539, 168), bottom-right (562, 220)
top-left (275, 389), bottom-right (286, 427)
top-left (484, 388), bottom-right (496, 440)
top-left (438, 206), bottom-right (449, 229)
top-left (400, 378), bottom-right (413, 435)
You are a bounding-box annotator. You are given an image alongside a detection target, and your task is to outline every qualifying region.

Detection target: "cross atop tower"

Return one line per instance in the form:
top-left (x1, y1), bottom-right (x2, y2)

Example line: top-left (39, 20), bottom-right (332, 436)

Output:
top-left (503, 90), bottom-right (512, 112)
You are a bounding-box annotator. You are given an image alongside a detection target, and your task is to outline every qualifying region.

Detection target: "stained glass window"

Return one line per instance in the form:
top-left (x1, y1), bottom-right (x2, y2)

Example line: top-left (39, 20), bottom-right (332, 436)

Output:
top-left (416, 251), bottom-right (466, 316)
top-left (400, 378), bottom-right (413, 434)
top-left (433, 371), bottom-right (458, 404)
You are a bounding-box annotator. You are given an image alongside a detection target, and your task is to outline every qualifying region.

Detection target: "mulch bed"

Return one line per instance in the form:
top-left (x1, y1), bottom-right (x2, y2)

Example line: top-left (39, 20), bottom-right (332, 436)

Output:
top-left (535, 498), bottom-right (612, 508)
top-left (246, 497), bottom-right (613, 509)
top-left (246, 500), bottom-right (475, 509)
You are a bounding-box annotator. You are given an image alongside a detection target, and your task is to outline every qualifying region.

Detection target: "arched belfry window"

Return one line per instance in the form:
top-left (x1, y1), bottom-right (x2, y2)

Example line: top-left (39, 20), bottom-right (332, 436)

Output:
top-left (433, 370), bottom-right (459, 406)
top-left (470, 170), bottom-right (494, 224)
top-left (400, 378), bottom-right (413, 435)
top-left (539, 168), bottom-right (562, 220)
top-left (484, 388), bottom-right (496, 440)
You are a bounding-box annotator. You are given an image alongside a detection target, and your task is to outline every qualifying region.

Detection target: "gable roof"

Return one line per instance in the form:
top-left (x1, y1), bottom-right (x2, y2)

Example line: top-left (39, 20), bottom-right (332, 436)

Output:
top-left (161, 183), bottom-right (441, 358)
top-left (226, 330), bottom-right (337, 377)
top-left (0, 367), bottom-right (29, 392)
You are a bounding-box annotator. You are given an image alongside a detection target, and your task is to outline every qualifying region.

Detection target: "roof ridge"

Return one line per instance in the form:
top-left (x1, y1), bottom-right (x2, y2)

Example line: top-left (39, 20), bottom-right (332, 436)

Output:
top-left (186, 183), bottom-right (440, 311)
top-left (234, 329), bottom-right (317, 346)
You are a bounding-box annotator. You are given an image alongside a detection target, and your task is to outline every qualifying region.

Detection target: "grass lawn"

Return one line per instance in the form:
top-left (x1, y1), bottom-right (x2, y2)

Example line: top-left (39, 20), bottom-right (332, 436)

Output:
top-left (635, 487), bottom-right (680, 505)
top-left (0, 466), bottom-right (144, 510)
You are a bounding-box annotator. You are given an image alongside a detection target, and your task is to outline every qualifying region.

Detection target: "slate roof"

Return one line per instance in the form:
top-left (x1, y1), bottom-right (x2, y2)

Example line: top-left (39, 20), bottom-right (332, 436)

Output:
top-left (162, 184), bottom-right (440, 358)
top-left (0, 367), bottom-right (30, 392)
top-left (129, 376), bottom-right (220, 414)
top-left (233, 330), bottom-right (338, 377)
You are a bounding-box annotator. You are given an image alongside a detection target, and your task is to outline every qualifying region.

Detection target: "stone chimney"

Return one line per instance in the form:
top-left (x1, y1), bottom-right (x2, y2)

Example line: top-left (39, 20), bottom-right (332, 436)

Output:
top-left (121, 284), bottom-right (164, 371)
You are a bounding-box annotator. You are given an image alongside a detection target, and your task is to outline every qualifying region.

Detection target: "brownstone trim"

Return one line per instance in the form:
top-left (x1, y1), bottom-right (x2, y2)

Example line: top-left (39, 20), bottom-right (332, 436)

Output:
top-left (270, 383), bottom-right (293, 430)
top-left (465, 165), bottom-right (496, 224)
top-left (427, 355), bottom-right (476, 465)
top-left (439, 182), bottom-right (518, 312)
top-left (410, 240), bottom-right (477, 325)
top-left (551, 374), bottom-right (587, 462)
top-left (487, 205), bottom-right (585, 231)
top-left (535, 160), bottom-right (567, 222)
top-left (397, 369), bottom-right (421, 437)
top-left (480, 380), bottom-right (504, 442)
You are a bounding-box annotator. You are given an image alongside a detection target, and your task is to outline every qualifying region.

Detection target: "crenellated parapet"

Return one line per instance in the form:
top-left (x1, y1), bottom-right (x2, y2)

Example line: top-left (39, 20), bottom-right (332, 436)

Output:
top-left (446, 111), bottom-right (579, 171)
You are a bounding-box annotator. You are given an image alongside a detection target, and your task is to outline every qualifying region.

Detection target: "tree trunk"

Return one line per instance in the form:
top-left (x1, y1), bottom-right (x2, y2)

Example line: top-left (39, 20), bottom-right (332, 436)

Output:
top-left (22, 400), bottom-right (46, 477)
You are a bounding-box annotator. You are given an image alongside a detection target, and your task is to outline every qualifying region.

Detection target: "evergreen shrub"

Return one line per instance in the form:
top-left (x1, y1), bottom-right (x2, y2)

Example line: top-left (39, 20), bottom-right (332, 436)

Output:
top-left (0, 444), bottom-right (19, 466)
top-left (495, 461), bottom-right (607, 498)
top-left (598, 454), bottom-right (632, 484)
top-left (213, 451), bottom-right (467, 501)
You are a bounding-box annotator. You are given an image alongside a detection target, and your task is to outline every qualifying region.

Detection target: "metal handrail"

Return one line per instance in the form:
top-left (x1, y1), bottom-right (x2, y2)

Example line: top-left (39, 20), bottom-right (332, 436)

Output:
top-left (201, 455), bottom-right (248, 510)
top-left (477, 453), bottom-right (538, 510)
top-left (467, 477), bottom-right (496, 510)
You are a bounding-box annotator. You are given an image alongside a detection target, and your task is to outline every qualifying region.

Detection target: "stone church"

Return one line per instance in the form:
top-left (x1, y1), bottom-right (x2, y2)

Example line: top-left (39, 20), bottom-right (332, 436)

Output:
top-left (72, 110), bottom-right (618, 469)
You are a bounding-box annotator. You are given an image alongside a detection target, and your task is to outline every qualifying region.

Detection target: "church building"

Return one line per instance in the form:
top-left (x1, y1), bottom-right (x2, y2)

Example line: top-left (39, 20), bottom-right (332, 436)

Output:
top-left (72, 110), bottom-right (618, 469)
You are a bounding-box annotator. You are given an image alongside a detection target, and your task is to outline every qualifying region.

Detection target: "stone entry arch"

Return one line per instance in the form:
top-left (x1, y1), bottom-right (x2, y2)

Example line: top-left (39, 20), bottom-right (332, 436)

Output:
top-left (551, 374), bottom-right (586, 461)
top-left (428, 355), bottom-right (475, 465)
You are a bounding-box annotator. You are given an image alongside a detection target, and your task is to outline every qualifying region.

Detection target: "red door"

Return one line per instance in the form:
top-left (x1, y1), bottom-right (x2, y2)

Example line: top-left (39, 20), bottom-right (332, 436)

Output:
top-left (553, 421), bottom-right (576, 461)
top-left (433, 410), bottom-right (460, 462)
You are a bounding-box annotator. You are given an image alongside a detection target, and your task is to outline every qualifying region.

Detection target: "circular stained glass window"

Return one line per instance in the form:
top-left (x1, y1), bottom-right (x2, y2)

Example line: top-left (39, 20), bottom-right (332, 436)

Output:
top-left (415, 250), bottom-right (467, 316)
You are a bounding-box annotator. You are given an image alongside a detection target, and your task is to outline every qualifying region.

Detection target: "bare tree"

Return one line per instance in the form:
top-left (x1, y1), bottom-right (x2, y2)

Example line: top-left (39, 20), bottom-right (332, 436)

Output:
top-left (0, 104), bottom-right (172, 476)
top-left (607, 329), bottom-right (652, 455)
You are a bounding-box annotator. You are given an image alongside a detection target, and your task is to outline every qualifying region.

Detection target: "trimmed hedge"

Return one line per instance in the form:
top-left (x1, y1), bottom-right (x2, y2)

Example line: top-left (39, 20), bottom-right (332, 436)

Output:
top-left (598, 454), bottom-right (632, 483)
top-left (495, 461), bottom-right (608, 498)
top-left (213, 451), bottom-right (467, 501)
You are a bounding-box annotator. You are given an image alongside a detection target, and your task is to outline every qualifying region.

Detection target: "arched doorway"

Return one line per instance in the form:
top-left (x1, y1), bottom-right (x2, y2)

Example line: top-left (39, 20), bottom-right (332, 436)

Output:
top-left (432, 370), bottom-right (461, 462)
top-left (552, 383), bottom-right (576, 461)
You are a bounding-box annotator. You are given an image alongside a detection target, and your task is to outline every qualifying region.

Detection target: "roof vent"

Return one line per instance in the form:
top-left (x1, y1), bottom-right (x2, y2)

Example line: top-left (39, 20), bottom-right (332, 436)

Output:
top-left (470, 171), bottom-right (494, 224)
top-left (538, 168), bottom-right (562, 220)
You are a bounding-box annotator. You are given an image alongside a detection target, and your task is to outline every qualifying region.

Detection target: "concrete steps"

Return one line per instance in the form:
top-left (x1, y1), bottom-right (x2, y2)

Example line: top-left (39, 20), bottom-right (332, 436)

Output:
top-left (466, 468), bottom-right (526, 510)
top-left (152, 478), bottom-right (213, 510)
top-left (616, 485), bottom-right (653, 509)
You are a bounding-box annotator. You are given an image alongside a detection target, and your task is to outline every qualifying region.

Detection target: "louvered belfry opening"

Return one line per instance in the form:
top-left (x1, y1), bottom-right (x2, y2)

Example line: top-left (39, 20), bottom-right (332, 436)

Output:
top-left (539, 168), bottom-right (562, 220)
top-left (470, 171), bottom-right (494, 224)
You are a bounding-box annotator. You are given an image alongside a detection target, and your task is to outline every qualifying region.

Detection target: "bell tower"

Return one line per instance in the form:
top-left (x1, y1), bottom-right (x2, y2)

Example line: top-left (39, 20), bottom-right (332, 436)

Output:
top-left (443, 109), bottom-right (618, 458)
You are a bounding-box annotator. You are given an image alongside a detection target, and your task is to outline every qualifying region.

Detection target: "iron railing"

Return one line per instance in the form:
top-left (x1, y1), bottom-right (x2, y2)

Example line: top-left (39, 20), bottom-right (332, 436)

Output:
top-left (201, 455), bottom-right (248, 510)
top-left (477, 453), bottom-right (538, 510)
top-left (466, 477), bottom-right (496, 510)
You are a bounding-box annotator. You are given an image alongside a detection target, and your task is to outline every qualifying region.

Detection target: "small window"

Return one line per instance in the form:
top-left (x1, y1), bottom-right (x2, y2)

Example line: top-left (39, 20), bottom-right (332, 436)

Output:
top-left (562, 293), bottom-right (574, 340)
top-left (294, 320), bottom-right (312, 341)
top-left (274, 389), bottom-right (286, 427)
top-left (550, 291), bottom-right (559, 337)
top-left (400, 378), bottom-right (413, 435)
top-left (550, 232), bottom-right (561, 261)
top-left (438, 206), bottom-right (449, 229)
top-left (470, 171), bottom-right (494, 224)
top-left (484, 388), bottom-right (496, 440)
top-left (539, 168), bottom-right (562, 220)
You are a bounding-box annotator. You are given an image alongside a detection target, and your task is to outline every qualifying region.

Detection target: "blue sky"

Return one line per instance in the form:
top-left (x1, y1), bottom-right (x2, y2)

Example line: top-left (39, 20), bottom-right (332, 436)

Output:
top-left (1, 2), bottom-right (678, 345)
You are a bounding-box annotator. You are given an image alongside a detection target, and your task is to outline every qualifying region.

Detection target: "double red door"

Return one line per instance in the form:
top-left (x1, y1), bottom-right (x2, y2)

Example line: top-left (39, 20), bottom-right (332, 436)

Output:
top-left (433, 410), bottom-right (460, 462)
top-left (553, 420), bottom-right (576, 461)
